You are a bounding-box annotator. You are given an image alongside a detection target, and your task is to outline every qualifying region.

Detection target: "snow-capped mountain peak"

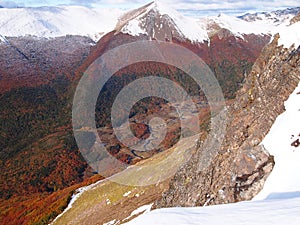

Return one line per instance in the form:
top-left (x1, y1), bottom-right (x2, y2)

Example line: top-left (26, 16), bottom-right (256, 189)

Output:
top-left (116, 1), bottom-right (209, 43)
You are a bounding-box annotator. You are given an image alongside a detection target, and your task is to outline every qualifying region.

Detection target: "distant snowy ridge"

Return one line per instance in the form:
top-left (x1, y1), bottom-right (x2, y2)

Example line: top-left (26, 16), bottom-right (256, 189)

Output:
top-left (200, 13), bottom-right (276, 38)
top-left (239, 7), bottom-right (300, 25)
top-left (0, 6), bottom-right (124, 41)
top-left (201, 6), bottom-right (300, 39)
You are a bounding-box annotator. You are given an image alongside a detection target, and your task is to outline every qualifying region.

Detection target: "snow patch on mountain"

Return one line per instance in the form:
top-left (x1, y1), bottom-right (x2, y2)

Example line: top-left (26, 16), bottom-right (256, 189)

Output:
top-left (123, 19), bottom-right (147, 36)
top-left (123, 203), bottom-right (153, 222)
top-left (277, 22), bottom-right (300, 48)
top-left (124, 195), bottom-right (300, 225)
top-left (254, 82), bottom-right (300, 200)
top-left (0, 6), bottom-right (124, 41)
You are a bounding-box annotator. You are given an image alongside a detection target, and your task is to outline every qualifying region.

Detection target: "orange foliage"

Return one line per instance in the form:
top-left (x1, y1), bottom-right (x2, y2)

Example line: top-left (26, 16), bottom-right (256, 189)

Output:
top-left (0, 175), bottom-right (103, 225)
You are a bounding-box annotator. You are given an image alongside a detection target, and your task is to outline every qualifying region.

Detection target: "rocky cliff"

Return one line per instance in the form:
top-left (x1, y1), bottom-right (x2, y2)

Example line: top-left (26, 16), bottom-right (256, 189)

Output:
top-left (156, 29), bottom-right (300, 207)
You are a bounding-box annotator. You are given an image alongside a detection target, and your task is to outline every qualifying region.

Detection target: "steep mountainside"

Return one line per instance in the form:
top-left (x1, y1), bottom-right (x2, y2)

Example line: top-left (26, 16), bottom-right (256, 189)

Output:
top-left (0, 36), bottom-right (98, 225)
top-left (155, 20), bottom-right (300, 208)
top-left (0, 35), bottom-right (94, 93)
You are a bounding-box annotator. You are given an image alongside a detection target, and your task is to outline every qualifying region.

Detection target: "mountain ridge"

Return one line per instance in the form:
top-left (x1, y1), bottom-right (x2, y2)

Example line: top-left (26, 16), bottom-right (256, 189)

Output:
top-left (239, 7), bottom-right (300, 23)
top-left (0, 6), bottom-right (124, 41)
top-left (0, 4), bottom-right (299, 44)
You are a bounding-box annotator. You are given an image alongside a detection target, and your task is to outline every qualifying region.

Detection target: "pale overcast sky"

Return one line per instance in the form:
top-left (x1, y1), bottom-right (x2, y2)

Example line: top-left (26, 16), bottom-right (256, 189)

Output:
top-left (0, 0), bottom-right (299, 16)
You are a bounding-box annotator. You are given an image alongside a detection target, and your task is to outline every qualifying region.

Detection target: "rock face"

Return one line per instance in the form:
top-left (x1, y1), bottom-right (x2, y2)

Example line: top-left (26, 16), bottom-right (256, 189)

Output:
top-left (290, 11), bottom-right (300, 24)
top-left (156, 33), bottom-right (300, 207)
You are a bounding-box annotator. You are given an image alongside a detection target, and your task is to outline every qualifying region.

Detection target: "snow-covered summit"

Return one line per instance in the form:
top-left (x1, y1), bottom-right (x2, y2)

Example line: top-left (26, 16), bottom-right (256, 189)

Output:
top-left (0, 6), bottom-right (124, 41)
top-left (116, 1), bottom-right (209, 43)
